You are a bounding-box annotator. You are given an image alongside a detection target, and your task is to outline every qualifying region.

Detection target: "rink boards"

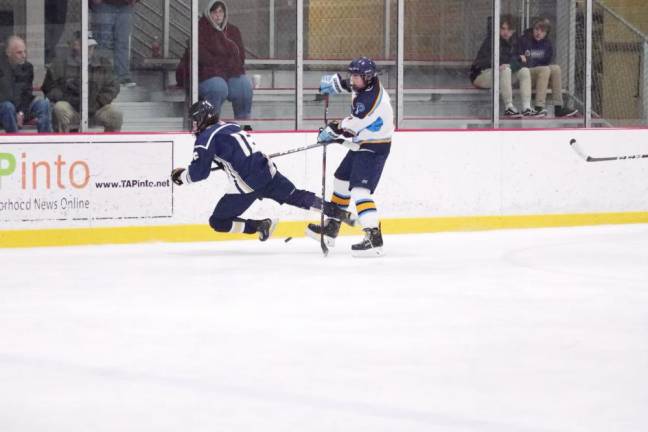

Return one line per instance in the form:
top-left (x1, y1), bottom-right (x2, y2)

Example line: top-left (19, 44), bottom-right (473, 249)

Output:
top-left (1, 128), bottom-right (647, 247)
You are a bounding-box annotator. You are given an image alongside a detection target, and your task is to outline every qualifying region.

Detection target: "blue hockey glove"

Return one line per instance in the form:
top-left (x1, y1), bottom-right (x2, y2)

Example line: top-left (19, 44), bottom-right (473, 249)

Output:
top-left (317, 126), bottom-right (340, 143)
top-left (171, 167), bottom-right (185, 185)
top-left (319, 73), bottom-right (343, 95)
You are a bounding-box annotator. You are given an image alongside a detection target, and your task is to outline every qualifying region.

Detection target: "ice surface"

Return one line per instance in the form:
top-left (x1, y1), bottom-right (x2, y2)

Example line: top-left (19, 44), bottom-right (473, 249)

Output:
top-left (1, 225), bottom-right (647, 432)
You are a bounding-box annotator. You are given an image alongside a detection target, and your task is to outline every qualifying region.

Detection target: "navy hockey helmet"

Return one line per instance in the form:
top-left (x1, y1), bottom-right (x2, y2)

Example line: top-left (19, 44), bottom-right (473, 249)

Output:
top-left (348, 57), bottom-right (377, 87)
top-left (189, 99), bottom-right (219, 134)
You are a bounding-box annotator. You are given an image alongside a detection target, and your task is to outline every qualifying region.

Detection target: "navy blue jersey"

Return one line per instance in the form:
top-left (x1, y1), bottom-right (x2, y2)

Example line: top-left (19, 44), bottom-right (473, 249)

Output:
top-left (519, 30), bottom-right (554, 67)
top-left (186, 122), bottom-right (276, 193)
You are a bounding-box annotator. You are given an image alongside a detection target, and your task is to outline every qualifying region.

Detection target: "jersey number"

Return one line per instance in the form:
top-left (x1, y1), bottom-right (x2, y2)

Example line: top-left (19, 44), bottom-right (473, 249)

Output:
top-left (232, 132), bottom-right (257, 157)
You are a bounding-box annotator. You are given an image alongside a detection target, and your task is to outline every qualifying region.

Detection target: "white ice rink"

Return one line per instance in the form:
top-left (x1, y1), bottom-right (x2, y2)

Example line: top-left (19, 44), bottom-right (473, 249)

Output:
top-left (1, 224), bottom-right (647, 432)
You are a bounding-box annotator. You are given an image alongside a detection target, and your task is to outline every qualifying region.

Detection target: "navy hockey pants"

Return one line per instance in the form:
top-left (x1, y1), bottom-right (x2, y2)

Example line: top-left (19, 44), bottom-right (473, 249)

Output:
top-left (209, 172), bottom-right (316, 231)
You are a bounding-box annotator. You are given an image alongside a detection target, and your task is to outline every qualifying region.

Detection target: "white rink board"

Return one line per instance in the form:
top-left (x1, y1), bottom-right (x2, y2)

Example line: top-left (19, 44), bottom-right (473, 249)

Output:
top-left (1, 128), bottom-right (648, 230)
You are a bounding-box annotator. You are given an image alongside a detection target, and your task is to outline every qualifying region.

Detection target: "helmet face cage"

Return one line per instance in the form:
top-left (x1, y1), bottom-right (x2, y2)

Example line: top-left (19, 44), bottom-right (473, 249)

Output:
top-left (347, 57), bottom-right (377, 88)
top-left (189, 100), bottom-right (218, 134)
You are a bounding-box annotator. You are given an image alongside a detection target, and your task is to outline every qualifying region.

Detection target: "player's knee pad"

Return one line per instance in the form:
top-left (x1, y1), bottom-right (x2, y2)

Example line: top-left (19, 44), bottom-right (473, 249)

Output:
top-left (331, 178), bottom-right (351, 208)
top-left (334, 177), bottom-right (350, 193)
top-left (350, 186), bottom-right (372, 202)
top-left (285, 189), bottom-right (317, 210)
top-left (209, 216), bottom-right (232, 232)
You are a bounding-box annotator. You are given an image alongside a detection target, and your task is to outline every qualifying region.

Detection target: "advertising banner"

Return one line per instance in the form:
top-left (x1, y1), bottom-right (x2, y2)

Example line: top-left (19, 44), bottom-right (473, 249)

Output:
top-left (0, 139), bottom-right (173, 224)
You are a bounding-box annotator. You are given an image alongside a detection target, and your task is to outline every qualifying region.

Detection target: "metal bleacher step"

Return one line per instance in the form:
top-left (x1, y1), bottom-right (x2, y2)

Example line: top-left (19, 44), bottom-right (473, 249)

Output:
top-left (115, 86), bottom-right (151, 103)
top-left (121, 117), bottom-right (184, 132)
top-left (114, 101), bottom-right (184, 117)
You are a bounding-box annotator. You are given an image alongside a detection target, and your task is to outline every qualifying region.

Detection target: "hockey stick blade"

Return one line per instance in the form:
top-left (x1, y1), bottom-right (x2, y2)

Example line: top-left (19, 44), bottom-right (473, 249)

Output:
top-left (570, 138), bottom-right (648, 162)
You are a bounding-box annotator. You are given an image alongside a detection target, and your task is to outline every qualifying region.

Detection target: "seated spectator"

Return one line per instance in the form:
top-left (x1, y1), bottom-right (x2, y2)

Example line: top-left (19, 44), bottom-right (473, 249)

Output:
top-left (470, 15), bottom-right (535, 118)
top-left (0, 35), bottom-right (52, 133)
top-left (519, 18), bottom-right (578, 117)
top-left (42, 31), bottom-right (123, 132)
top-left (177, 0), bottom-right (252, 119)
top-left (90, 0), bottom-right (138, 87)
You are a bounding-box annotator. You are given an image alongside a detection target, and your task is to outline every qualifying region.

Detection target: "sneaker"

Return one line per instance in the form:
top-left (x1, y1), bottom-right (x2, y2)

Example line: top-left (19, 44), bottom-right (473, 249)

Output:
top-left (120, 79), bottom-right (137, 88)
top-left (504, 107), bottom-right (522, 118)
top-left (257, 218), bottom-right (278, 241)
top-left (533, 106), bottom-right (548, 117)
top-left (306, 219), bottom-right (341, 247)
top-left (521, 107), bottom-right (539, 117)
top-left (351, 226), bottom-right (384, 257)
top-left (555, 106), bottom-right (578, 117)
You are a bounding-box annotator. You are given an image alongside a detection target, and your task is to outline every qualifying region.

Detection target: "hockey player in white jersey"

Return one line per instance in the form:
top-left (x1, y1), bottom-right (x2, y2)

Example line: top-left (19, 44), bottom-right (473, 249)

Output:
top-left (306, 57), bottom-right (394, 257)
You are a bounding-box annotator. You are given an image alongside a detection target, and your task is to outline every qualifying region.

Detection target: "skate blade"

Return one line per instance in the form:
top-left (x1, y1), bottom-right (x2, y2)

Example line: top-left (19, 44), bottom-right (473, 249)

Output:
top-left (305, 227), bottom-right (336, 247)
top-left (351, 246), bottom-right (384, 258)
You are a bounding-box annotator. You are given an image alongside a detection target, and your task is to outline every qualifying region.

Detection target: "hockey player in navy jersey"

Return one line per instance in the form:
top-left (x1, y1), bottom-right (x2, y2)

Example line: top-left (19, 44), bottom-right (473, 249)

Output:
top-left (306, 57), bottom-right (394, 257)
top-left (171, 100), bottom-right (356, 242)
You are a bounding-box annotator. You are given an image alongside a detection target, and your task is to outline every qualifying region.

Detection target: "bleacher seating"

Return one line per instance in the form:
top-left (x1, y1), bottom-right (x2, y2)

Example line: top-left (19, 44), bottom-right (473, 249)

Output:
top-left (0, 59), bottom-right (587, 134)
top-left (106, 57), bottom-right (591, 132)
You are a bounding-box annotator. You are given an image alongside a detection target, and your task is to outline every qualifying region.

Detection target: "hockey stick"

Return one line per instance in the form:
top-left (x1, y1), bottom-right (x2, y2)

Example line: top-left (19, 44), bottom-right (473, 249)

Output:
top-left (570, 138), bottom-right (648, 162)
top-left (209, 141), bottom-right (344, 172)
top-left (320, 95), bottom-right (330, 257)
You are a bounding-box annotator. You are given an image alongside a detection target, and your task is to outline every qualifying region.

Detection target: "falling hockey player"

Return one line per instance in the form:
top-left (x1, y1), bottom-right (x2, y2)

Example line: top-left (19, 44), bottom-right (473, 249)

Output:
top-left (307, 57), bottom-right (394, 257)
top-left (171, 100), bottom-right (356, 241)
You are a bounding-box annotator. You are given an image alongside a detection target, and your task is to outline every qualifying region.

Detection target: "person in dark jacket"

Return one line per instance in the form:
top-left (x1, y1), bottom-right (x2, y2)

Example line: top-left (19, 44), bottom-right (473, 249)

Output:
top-left (45, 0), bottom-right (68, 63)
top-left (470, 14), bottom-right (534, 118)
top-left (518, 18), bottom-right (578, 117)
top-left (90, 0), bottom-right (139, 87)
top-left (0, 35), bottom-right (52, 133)
top-left (196, 0), bottom-right (253, 119)
top-left (42, 32), bottom-right (123, 132)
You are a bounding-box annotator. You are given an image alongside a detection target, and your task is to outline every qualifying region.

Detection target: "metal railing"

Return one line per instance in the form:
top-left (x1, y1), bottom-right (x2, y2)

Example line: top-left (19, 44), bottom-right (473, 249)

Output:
top-left (593, 0), bottom-right (648, 124)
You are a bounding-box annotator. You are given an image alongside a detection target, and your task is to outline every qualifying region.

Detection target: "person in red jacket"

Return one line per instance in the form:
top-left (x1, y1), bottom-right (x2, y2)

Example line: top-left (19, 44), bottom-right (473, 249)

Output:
top-left (197, 0), bottom-right (252, 120)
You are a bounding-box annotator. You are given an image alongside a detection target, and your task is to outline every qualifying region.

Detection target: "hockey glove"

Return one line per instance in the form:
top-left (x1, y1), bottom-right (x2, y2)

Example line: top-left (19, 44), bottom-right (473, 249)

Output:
top-left (317, 125), bottom-right (341, 143)
top-left (171, 167), bottom-right (186, 186)
top-left (319, 73), bottom-right (343, 95)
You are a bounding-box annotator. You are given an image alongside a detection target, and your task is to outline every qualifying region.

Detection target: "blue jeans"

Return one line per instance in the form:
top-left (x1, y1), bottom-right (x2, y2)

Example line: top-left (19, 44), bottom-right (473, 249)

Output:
top-left (199, 75), bottom-right (253, 119)
top-left (92, 3), bottom-right (134, 81)
top-left (0, 99), bottom-right (52, 133)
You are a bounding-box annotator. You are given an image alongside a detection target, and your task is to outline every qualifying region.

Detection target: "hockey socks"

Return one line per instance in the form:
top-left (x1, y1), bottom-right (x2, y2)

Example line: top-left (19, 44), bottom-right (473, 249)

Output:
top-left (351, 187), bottom-right (379, 229)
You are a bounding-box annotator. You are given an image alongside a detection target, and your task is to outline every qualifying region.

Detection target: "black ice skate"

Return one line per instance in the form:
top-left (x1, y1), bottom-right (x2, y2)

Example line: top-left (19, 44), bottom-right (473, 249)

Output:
top-left (305, 219), bottom-right (341, 247)
top-left (257, 218), bottom-right (278, 241)
top-left (323, 202), bottom-right (356, 227)
top-left (351, 226), bottom-right (383, 257)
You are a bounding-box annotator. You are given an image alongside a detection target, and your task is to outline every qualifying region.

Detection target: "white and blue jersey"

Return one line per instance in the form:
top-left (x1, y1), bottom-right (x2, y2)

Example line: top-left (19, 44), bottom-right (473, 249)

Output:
top-left (339, 77), bottom-right (394, 154)
top-left (183, 122), bottom-right (277, 194)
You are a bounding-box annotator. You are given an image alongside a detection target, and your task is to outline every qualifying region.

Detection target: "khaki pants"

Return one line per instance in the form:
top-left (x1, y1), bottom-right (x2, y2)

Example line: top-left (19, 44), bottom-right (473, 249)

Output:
top-left (529, 65), bottom-right (563, 107)
top-left (52, 101), bottom-right (123, 132)
top-left (473, 65), bottom-right (532, 109)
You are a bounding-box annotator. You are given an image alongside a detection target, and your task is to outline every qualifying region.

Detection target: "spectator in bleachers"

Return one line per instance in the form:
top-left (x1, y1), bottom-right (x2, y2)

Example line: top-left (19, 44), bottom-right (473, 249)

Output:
top-left (42, 31), bottom-right (123, 132)
top-left (193, 0), bottom-right (252, 120)
top-left (90, 0), bottom-right (138, 87)
top-left (518, 18), bottom-right (578, 117)
top-left (0, 35), bottom-right (52, 133)
top-left (470, 14), bottom-right (535, 118)
top-left (45, 0), bottom-right (68, 63)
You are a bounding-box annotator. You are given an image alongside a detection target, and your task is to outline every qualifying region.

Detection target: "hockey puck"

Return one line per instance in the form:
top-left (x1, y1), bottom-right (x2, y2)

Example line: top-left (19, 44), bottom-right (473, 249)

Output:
top-left (284, 237), bottom-right (293, 243)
